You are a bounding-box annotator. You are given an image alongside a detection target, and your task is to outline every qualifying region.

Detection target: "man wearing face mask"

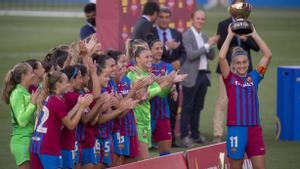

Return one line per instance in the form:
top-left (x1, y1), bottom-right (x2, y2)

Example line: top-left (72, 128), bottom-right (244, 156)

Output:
top-left (80, 3), bottom-right (96, 40)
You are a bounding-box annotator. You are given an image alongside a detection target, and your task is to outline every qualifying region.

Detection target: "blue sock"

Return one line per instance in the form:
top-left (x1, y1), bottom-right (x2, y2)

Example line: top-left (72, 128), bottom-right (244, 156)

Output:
top-left (159, 152), bottom-right (171, 156)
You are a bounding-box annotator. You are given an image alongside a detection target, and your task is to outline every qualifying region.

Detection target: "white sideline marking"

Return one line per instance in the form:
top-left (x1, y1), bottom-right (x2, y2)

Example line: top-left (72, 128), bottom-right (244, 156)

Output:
top-left (0, 10), bottom-right (84, 18)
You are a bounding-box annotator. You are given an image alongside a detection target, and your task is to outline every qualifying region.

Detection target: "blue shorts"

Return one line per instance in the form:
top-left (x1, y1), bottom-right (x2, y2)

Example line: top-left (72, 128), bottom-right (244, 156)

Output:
top-left (112, 132), bottom-right (130, 156)
top-left (226, 126), bottom-right (265, 160)
top-left (98, 137), bottom-right (113, 166)
top-left (61, 149), bottom-right (75, 169)
top-left (38, 154), bottom-right (63, 169)
top-left (81, 148), bottom-right (97, 166)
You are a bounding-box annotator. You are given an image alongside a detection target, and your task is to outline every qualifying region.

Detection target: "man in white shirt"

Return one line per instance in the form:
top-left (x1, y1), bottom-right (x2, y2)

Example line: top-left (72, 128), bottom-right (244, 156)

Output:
top-left (180, 10), bottom-right (219, 147)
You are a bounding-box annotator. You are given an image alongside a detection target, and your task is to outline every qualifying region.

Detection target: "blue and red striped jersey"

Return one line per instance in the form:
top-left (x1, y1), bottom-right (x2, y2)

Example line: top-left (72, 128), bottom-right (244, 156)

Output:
top-left (224, 70), bottom-right (263, 126)
top-left (150, 61), bottom-right (173, 120)
top-left (30, 95), bottom-right (68, 155)
top-left (97, 80), bottom-right (116, 139)
top-left (115, 76), bottom-right (137, 136)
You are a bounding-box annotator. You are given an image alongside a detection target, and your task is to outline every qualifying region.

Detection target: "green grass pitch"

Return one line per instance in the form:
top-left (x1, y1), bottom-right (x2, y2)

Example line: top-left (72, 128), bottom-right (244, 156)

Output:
top-left (0, 7), bottom-right (300, 169)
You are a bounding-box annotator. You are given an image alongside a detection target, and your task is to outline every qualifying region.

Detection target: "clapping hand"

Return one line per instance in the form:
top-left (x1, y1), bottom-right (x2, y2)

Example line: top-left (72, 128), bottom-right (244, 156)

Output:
top-left (166, 39), bottom-right (181, 50)
top-left (208, 34), bottom-right (220, 46)
top-left (78, 94), bottom-right (94, 108)
top-left (169, 71), bottom-right (188, 83)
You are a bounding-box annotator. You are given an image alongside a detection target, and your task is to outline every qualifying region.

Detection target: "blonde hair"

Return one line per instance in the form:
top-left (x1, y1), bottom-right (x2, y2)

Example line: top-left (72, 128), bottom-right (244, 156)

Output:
top-left (2, 63), bottom-right (31, 104)
top-left (125, 39), bottom-right (149, 60)
top-left (37, 71), bottom-right (64, 113)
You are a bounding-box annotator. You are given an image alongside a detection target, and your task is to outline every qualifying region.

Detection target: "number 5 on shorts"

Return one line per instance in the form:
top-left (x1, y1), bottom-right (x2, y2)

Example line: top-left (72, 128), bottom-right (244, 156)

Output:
top-left (104, 141), bottom-right (110, 153)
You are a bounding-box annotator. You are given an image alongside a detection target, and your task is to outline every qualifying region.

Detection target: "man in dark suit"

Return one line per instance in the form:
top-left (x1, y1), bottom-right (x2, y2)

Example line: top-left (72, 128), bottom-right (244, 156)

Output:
top-left (152, 7), bottom-right (187, 147)
top-left (80, 3), bottom-right (96, 40)
top-left (180, 10), bottom-right (219, 147)
top-left (152, 7), bottom-right (186, 70)
top-left (212, 0), bottom-right (260, 143)
top-left (131, 1), bottom-right (159, 41)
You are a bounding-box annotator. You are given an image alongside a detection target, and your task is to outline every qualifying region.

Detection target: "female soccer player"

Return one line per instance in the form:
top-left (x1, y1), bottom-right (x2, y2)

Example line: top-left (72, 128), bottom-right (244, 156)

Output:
top-left (2, 63), bottom-right (39, 169)
top-left (80, 63), bottom-right (110, 169)
top-left (29, 71), bottom-right (93, 169)
top-left (149, 40), bottom-right (175, 156)
top-left (25, 59), bottom-right (45, 93)
top-left (108, 50), bottom-right (140, 166)
top-left (95, 54), bottom-right (137, 168)
top-left (219, 25), bottom-right (272, 169)
top-left (127, 47), bottom-right (187, 160)
top-left (61, 63), bottom-right (100, 169)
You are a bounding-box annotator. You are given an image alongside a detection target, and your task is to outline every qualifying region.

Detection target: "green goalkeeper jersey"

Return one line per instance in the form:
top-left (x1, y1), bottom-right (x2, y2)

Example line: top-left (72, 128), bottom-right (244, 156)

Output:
top-left (9, 84), bottom-right (36, 143)
top-left (126, 69), bottom-right (162, 126)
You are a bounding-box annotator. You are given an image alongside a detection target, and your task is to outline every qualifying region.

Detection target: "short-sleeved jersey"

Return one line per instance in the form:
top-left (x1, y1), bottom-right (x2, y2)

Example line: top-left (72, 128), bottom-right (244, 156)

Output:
top-left (150, 61), bottom-right (173, 120)
top-left (115, 76), bottom-right (137, 136)
top-left (60, 91), bottom-right (81, 150)
top-left (97, 83), bottom-right (116, 139)
top-left (81, 123), bottom-right (97, 148)
top-left (78, 91), bottom-right (97, 148)
top-left (127, 68), bottom-right (162, 127)
top-left (30, 95), bottom-right (68, 155)
top-left (224, 70), bottom-right (263, 126)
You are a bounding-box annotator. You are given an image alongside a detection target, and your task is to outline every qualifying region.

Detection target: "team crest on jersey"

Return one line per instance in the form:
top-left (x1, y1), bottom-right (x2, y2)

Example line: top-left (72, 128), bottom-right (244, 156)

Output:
top-left (142, 129), bottom-right (147, 138)
top-left (246, 76), bottom-right (253, 83)
top-left (231, 148), bottom-right (237, 153)
top-left (118, 143), bottom-right (124, 150)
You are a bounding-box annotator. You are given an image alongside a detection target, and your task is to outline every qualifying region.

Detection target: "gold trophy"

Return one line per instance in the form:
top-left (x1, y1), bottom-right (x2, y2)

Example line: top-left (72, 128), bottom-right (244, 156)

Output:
top-left (229, 2), bottom-right (253, 34)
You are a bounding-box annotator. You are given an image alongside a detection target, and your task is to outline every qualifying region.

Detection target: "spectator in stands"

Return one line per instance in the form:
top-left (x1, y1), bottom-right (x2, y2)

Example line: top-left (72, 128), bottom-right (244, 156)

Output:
top-left (80, 3), bottom-right (96, 40)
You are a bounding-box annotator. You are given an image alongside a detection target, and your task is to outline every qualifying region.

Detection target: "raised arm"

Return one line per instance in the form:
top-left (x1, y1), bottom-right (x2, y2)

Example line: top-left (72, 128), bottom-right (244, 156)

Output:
top-left (219, 26), bottom-right (235, 79)
top-left (250, 26), bottom-right (272, 73)
top-left (89, 59), bottom-right (101, 99)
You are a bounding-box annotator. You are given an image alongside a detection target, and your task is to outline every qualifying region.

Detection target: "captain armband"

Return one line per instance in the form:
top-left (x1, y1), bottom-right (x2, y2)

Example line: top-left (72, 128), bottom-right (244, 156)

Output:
top-left (256, 66), bottom-right (267, 75)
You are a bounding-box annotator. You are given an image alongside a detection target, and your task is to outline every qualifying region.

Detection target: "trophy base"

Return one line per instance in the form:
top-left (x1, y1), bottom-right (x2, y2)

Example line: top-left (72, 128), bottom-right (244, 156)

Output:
top-left (231, 19), bottom-right (253, 34)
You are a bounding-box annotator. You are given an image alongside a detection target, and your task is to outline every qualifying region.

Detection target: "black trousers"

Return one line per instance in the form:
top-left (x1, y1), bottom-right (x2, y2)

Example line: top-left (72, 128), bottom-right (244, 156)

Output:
top-left (180, 72), bottom-right (209, 139)
top-left (167, 83), bottom-right (180, 142)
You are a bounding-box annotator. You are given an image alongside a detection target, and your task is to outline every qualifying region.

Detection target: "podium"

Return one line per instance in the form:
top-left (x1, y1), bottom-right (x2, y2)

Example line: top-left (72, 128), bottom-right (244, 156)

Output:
top-left (276, 66), bottom-right (300, 141)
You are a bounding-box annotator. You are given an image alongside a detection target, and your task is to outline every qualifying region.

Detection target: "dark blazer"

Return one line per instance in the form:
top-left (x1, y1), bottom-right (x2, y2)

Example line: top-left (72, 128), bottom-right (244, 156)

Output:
top-left (80, 24), bottom-right (95, 40)
top-left (131, 17), bottom-right (154, 41)
top-left (216, 18), bottom-right (260, 74)
top-left (152, 27), bottom-right (186, 66)
top-left (181, 28), bottom-right (215, 87)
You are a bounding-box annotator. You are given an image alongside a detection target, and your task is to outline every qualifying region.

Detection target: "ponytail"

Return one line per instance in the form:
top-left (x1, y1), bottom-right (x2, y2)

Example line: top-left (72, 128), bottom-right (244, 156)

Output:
top-left (2, 69), bottom-right (15, 104)
top-left (125, 39), bottom-right (134, 60)
top-left (1, 63), bottom-right (30, 104)
top-left (37, 71), bottom-right (63, 113)
top-left (125, 39), bottom-right (149, 60)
